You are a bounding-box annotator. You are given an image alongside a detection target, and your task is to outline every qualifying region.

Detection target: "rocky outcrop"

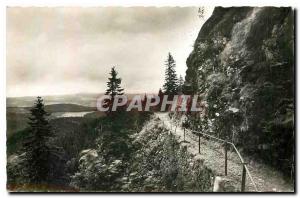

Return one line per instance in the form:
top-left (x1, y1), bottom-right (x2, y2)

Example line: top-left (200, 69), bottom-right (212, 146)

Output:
top-left (185, 7), bottom-right (294, 176)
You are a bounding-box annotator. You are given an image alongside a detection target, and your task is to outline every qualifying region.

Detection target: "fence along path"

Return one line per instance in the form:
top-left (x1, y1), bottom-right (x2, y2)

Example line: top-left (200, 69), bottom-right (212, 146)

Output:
top-left (155, 112), bottom-right (294, 192)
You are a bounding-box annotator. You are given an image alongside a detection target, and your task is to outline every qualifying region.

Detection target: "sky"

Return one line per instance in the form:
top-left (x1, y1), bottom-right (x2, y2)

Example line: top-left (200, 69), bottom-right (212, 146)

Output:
top-left (7, 7), bottom-right (213, 97)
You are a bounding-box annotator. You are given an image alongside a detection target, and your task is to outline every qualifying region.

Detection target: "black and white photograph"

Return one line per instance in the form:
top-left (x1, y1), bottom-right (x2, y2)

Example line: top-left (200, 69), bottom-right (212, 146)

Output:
top-left (2, 1), bottom-right (297, 194)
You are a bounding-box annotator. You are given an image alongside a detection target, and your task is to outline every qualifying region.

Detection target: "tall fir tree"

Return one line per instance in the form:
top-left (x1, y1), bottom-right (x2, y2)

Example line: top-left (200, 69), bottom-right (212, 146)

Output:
top-left (104, 67), bottom-right (125, 112)
top-left (157, 88), bottom-right (164, 110)
top-left (23, 96), bottom-right (53, 184)
top-left (100, 67), bottom-right (130, 160)
top-left (178, 75), bottom-right (184, 94)
top-left (163, 53), bottom-right (178, 95)
top-left (142, 94), bottom-right (148, 111)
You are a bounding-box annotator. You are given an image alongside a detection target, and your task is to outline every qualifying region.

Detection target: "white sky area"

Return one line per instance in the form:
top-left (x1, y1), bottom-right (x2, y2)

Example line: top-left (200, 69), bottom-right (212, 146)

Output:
top-left (7, 7), bottom-right (214, 97)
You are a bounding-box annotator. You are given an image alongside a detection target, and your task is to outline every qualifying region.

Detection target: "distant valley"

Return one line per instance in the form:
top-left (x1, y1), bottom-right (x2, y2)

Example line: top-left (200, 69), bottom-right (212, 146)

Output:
top-left (6, 102), bottom-right (102, 137)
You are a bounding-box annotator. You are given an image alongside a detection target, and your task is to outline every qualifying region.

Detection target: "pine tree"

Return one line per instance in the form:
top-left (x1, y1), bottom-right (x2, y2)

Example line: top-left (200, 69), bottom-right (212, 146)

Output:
top-left (104, 67), bottom-right (125, 112)
top-left (142, 94), bottom-right (147, 111)
top-left (163, 53), bottom-right (178, 95)
top-left (158, 88), bottom-right (164, 99)
top-left (157, 88), bottom-right (164, 111)
top-left (101, 67), bottom-right (129, 161)
top-left (23, 96), bottom-right (53, 184)
top-left (178, 75), bottom-right (184, 94)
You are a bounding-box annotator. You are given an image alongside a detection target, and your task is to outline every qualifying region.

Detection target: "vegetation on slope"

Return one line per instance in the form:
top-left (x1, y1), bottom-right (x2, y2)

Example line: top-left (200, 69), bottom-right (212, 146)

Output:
top-left (184, 7), bottom-right (294, 177)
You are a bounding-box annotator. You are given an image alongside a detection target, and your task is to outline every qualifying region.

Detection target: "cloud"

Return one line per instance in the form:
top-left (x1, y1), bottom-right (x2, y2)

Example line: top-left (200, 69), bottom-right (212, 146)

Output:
top-left (7, 7), bottom-right (213, 97)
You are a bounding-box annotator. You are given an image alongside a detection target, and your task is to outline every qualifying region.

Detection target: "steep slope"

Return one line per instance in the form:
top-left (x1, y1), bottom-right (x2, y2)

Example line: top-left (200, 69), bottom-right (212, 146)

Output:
top-left (184, 7), bottom-right (294, 176)
top-left (126, 116), bottom-right (213, 192)
top-left (156, 113), bottom-right (293, 192)
top-left (70, 115), bottom-right (214, 192)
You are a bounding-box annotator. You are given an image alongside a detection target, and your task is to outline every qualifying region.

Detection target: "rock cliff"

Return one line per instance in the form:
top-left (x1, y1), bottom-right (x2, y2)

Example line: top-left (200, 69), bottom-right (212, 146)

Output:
top-left (184, 7), bottom-right (294, 176)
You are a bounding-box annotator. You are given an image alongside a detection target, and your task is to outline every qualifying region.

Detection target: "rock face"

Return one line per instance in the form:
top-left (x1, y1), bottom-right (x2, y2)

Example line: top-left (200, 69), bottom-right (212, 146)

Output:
top-left (185, 7), bottom-right (294, 176)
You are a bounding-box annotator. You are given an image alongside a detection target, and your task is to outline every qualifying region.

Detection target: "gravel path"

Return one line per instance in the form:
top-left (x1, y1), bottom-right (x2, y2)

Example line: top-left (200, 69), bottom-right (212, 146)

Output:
top-left (154, 113), bottom-right (294, 192)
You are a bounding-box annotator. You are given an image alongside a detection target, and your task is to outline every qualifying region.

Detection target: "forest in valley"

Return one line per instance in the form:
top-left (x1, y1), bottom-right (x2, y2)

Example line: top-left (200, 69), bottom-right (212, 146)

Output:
top-left (7, 54), bottom-right (191, 192)
top-left (6, 7), bottom-right (294, 192)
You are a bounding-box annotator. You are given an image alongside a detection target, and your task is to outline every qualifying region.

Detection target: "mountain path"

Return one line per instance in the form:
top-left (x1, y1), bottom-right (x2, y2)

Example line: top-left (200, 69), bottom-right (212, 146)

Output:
top-left (152, 113), bottom-right (294, 192)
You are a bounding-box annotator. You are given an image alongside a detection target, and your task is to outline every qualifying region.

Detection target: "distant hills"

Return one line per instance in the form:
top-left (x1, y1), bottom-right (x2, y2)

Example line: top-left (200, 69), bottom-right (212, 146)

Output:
top-left (6, 93), bottom-right (102, 107)
top-left (7, 93), bottom-right (148, 107)
top-left (6, 103), bottom-right (98, 137)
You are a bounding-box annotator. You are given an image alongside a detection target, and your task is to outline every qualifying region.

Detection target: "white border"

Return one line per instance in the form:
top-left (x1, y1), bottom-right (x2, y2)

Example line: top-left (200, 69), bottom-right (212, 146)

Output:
top-left (1, 0), bottom-right (299, 197)
top-left (3, 0), bottom-right (300, 7)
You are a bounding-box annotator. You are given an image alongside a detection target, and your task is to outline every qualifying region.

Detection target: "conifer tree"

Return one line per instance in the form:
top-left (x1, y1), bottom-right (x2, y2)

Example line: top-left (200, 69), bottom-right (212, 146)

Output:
top-left (23, 96), bottom-right (53, 184)
top-left (101, 67), bottom-right (129, 160)
top-left (163, 53), bottom-right (178, 95)
top-left (104, 67), bottom-right (125, 112)
top-left (178, 75), bottom-right (184, 94)
top-left (157, 88), bottom-right (164, 110)
top-left (142, 94), bottom-right (147, 111)
top-left (158, 88), bottom-right (164, 99)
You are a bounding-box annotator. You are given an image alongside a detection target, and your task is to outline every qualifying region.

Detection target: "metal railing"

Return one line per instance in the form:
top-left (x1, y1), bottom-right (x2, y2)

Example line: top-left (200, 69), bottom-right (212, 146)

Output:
top-left (163, 117), bottom-right (259, 192)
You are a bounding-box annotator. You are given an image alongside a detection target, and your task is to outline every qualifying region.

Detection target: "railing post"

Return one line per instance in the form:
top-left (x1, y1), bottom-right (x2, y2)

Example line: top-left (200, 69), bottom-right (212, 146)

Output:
top-left (241, 163), bottom-right (247, 192)
top-left (198, 134), bottom-right (201, 154)
top-left (224, 143), bottom-right (228, 176)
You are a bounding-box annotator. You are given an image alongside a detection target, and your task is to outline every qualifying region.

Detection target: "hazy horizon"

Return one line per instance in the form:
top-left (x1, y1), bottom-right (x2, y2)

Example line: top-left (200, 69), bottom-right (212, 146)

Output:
top-left (7, 7), bottom-right (214, 97)
top-left (6, 91), bottom-right (160, 98)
